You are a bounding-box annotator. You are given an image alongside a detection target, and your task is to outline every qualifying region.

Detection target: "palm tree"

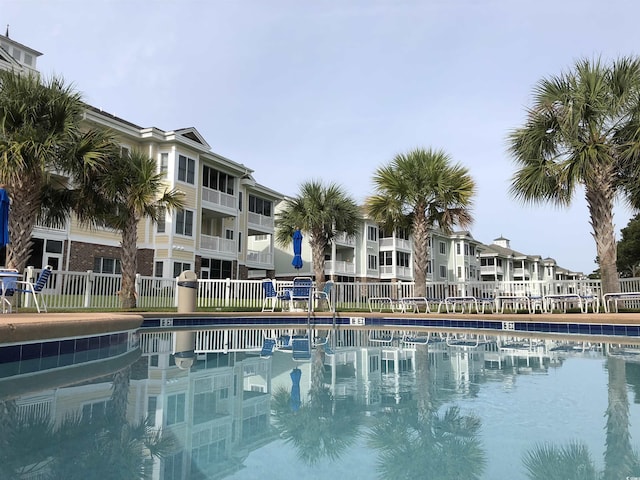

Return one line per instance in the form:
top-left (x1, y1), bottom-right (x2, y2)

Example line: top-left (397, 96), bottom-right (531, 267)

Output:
top-left (276, 180), bottom-right (362, 285)
top-left (86, 149), bottom-right (184, 308)
top-left (522, 442), bottom-right (599, 480)
top-left (508, 56), bottom-right (640, 295)
top-left (0, 70), bottom-right (115, 272)
top-left (366, 148), bottom-right (475, 297)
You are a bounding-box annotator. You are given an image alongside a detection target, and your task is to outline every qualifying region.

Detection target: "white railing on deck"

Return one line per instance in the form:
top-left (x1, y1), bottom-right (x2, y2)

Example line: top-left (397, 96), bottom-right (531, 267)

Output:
top-left (12, 267), bottom-right (640, 311)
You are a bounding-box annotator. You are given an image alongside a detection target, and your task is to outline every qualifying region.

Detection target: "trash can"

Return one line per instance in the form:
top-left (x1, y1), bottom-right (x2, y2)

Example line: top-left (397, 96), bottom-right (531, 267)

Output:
top-left (177, 270), bottom-right (198, 313)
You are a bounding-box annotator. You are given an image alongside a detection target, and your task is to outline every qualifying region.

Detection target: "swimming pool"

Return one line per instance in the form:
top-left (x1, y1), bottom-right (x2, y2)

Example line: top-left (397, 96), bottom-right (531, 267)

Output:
top-left (1, 320), bottom-right (639, 479)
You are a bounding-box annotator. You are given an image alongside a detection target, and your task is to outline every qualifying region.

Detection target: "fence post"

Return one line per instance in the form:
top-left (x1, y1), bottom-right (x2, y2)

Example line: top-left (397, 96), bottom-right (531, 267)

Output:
top-left (84, 270), bottom-right (93, 308)
top-left (225, 278), bottom-right (231, 307)
top-left (135, 273), bottom-right (141, 307)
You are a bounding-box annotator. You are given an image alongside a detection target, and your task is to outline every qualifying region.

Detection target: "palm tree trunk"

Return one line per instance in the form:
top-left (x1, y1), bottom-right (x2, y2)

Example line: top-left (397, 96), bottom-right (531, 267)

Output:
top-left (120, 217), bottom-right (138, 309)
top-left (412, 207), bottom-right (429, 297)
top-left (310, 235), bottom-right (327, 287)
top-left (603, 356), bottom-right (633, 480)
top-left (6, 176), bottom-right (41, 272)
top-left (585, 179), bottom-right (619, 294)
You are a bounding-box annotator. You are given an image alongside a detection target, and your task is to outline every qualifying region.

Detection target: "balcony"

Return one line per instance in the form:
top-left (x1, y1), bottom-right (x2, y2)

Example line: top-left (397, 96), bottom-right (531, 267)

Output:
top-left (334, 232), bottom-right (356, 246)
top-left (200, 234), bottom-right (236, 256)
top-left (513, 267), bottom-right (531, 278)
top-left (247, 249), bottom-right (273, 267)
top-left (379, 237), bottom-right (411, 250)
top-left (324, 260), bottom-right (355, 275)
top-left (481, 265), bottom-right (504, 275)
top-left (380, 265), bottom-right (412, 279)
top-left (201, 187), bottom-right (236, 214)
top-left (247, 212), bottom-right (274, 231)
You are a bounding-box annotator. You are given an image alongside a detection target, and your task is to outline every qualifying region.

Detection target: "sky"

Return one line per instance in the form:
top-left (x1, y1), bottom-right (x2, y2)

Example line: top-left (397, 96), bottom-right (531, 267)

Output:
top-left (4, 0), bottom-right (640, 274)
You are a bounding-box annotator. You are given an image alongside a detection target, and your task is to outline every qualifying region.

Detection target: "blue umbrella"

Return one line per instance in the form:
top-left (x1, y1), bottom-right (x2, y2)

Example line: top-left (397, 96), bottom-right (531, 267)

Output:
top-left (290, 367), bottom-right (302, 412)
top-left (0, 186), bottom-right (9, 249)
top-left (292, 228), bottom-right (303, 269)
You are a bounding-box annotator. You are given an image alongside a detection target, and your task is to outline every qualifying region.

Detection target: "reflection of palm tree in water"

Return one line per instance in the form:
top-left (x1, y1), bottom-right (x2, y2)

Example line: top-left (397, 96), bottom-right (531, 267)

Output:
top-left (523, 353), bottom-right (640, 480)
top-left (0, 366), bottom-right (172, 480)
top-left (368, 343), bottom-right (486, 480)
top-left (272, 345), bottom-right (361, 465)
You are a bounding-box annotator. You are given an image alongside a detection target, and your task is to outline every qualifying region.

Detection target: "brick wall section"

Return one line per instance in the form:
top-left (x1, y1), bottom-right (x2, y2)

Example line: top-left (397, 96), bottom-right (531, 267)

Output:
top-left (68, 241), bottom-right (154, 276)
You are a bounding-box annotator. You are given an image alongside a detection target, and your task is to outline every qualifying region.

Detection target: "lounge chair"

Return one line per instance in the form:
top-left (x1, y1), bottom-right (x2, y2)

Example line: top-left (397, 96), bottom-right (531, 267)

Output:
top-left (261, 279), bottom-right (290, 312)
top-left (288, 277), bottom-right (314, 311)
top-left (3, 265), bottom-right (52, 313)
top-left (314, 280), bottom-right (334, 312)
top-left (292, 338), bottom-right (311, 361)
top-left (260, 338), bottom-right (276, 358)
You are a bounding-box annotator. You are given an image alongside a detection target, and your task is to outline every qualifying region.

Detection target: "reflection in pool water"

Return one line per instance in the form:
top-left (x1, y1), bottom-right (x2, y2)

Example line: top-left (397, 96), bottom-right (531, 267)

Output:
top-left (1, 328), bottom-right (640, 479)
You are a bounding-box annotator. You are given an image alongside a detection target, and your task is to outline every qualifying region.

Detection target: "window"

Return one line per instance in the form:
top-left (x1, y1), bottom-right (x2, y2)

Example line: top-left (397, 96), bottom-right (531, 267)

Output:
top-left (456, 243), bottom-right (461, 255)
top-left (156, 208), bottom-right (166, 233)
top-left (367, 254), bottom-right (378, 270)
top-left (173, 262), bottom-right (191, 277)
top-left (166, 393), bottom-right (186, 425)
top-left (457, 266), bottom-right (462, 278)
top-left (248, 195), bottom-right (272, 216)
top-left (469, 245), bottom-right (475, 257)
top-left (147, 396), bottom-right (157, 426)
top-left (178, 155), bottom-right (195, 184)
top-left (202, 258), bottom-right (233, 279)
top-left (464, 243), bottom-right (470, 256)
top-left (439, 241), bottom-right (446, 255)
top-left (439, 265), bottom-right (447, 279)
top-left (397, 251), bottom-right (410, 267)
top-left (175, 209), bottom-right (194, 236)
top-left (46, 240), bottom-right (63, 254)
top-left (120, 146), bottom-right (130, 158)
top-left (238, 192), bottom-right (243, 211)
top-left (367, 226), bottom-right (378, 242)
top-left (238, 232), bottom-right (242, 253)
top-left (225, 229), bottom-right (234, 240)
top-left (160, 153), bottom-right (169, 177)
top-left (397, 228), bottom-right (409, 240)
top-left (94, 257), bottom-right (121, 274)
top-left (380, 251), bottom-right (393, 266)
top-left (154, 261), bottom-right (164, 277)
top-left (202, 166), bottom-right (235, 194)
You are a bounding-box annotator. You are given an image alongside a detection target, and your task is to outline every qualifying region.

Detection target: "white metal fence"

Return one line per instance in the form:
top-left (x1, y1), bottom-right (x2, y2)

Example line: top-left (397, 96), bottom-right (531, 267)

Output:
top-left (11, 267), bottom-right (640, 311)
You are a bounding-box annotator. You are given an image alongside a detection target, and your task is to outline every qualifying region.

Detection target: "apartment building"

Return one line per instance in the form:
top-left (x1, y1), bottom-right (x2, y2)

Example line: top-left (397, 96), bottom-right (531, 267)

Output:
top-left (2, 33), bottom-right (582, 283)
top-left (1, 34), bottom-right (283, 280)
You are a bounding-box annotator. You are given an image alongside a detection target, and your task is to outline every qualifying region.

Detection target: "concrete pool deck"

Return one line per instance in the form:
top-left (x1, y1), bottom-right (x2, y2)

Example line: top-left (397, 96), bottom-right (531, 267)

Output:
top-left (2, 310), bottom-right (640, 343)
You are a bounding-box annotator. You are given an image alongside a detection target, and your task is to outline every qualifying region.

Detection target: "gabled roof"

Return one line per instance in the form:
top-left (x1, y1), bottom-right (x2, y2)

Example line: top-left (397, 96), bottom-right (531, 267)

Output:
top-left (173, 128), bottom-right (210, 149)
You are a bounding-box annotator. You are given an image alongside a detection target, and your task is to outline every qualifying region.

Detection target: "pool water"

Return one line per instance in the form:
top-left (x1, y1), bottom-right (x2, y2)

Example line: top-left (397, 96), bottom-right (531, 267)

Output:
top-left (1, 328), bottom-right (639, 479)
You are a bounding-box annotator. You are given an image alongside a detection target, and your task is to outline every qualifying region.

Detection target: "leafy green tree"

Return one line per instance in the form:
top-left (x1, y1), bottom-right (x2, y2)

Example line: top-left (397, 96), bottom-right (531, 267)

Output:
top-left (0, 70), bottom-right (114, 272)
top-left (617, 214), bottom-right (640, 277)
top-left (84, 149), bottom-right (184, 308)
top-left (508, 57), bottom-right (640, 294)
top-left (276, 180), bottom-right (362, 285)
top-left (366, 148), bottom-right (475, 297)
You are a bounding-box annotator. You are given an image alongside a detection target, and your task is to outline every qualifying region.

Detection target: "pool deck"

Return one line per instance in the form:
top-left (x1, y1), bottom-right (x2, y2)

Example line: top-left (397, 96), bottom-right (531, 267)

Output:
top-left (1, 310), bottom-right (640, 343)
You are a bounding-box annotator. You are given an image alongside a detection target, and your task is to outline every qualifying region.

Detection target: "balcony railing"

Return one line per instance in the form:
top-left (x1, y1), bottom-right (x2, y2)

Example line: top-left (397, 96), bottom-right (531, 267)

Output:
top-left (333, 232), bottom-right (356, 246)
top-left (247, 212), bottom-right (274, 230)
top-left (201, 187), bottom-right (236, 211)
top-left (324, 260), bottom-right (355, 275)
top-left (200, 234), bottom-right (236, 254)
top-left (481, 266), bottom-right (504, 275)
top-left (247, 249), bottom-right (273, 265)
top-left (380, 265), bottom-right (412, 278)
top-left (379, 237), bottom-right (412, 250)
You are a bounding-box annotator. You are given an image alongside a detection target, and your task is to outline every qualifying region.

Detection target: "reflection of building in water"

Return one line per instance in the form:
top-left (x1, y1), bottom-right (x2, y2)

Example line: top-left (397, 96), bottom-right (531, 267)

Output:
top-left (135, 329), bottom-right (275, 479)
